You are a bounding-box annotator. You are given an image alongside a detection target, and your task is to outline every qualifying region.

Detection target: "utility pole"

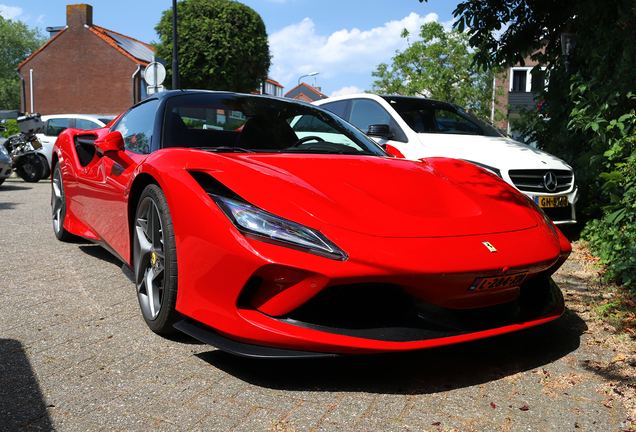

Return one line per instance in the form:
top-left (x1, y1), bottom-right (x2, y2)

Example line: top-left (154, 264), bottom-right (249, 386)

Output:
top-left (172, 0), bottom-right (180, 89)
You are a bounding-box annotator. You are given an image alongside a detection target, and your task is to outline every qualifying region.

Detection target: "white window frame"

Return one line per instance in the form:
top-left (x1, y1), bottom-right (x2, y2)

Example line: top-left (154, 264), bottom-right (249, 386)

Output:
top-left (509, 67), bottom-right (532, 92)
top-left (509, 66), bottom-right (548, 93)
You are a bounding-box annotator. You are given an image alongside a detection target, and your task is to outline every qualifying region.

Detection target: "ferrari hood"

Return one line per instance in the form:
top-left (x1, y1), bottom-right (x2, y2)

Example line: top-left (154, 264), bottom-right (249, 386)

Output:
top-left (192, 153), bottom-right (539, 238)
top-left (416, 134), bottom-right (572, 171)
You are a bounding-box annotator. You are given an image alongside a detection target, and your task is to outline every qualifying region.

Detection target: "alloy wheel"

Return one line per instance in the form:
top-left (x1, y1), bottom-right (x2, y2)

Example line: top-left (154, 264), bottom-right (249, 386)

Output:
top-left (134, 196), bottom-right (166, 321)
top-left (51, 164), bottom-right (71, 241)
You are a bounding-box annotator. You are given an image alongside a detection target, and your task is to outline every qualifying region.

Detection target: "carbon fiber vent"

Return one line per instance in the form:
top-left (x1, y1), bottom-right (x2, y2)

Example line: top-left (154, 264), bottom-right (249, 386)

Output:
top-left (74, 135), bottom-right (97, 167)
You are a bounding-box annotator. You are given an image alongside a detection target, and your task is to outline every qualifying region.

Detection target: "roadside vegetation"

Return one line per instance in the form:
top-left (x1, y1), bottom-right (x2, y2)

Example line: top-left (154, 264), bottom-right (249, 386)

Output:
top-left (0, 119), bottom-right (19, 138)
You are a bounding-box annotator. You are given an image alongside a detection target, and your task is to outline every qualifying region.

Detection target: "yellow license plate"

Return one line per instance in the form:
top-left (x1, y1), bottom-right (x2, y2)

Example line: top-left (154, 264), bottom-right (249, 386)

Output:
top-left (31, 139), bottom-right (42, 150)
top-left (468, 272), bottom-right (528, 291)
top-left (534, 195), bottom-right (568, 208)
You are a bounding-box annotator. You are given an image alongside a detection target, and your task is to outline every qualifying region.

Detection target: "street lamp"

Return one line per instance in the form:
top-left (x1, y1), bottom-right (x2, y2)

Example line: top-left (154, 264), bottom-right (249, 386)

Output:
top-left (560, 32), bottom-right (577, 72)
top-left (298, 72), bottom-right (319, 86)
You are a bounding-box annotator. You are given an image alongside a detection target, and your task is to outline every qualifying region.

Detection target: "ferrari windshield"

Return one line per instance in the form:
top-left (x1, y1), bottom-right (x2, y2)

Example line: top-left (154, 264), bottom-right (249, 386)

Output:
top-left (381, 96), bottom-right (503, 138)
top-left (162, 93), bottom-right (387, 156)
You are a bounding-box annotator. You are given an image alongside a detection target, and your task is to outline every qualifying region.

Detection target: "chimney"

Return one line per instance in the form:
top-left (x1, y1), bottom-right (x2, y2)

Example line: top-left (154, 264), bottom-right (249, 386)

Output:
top-left (67, 4), bottom-right (93, 27)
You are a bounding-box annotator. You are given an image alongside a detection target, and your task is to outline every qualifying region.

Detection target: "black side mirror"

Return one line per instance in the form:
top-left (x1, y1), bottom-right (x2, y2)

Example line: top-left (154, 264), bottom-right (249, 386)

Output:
top-left (366, 124), bottom-right (394, 139)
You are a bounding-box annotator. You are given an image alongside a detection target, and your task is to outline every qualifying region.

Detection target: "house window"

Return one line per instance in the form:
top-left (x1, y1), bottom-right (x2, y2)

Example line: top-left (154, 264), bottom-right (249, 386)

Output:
top-left (531, 69), bottom-right (546, 93)
top-left (512, 70), bottom-right (527, 92)
top-left (264, 82), bottom-right (283, 97)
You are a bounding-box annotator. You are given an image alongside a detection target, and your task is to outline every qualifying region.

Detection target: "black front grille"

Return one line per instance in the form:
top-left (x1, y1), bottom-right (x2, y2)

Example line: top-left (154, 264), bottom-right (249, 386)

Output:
top-left (276, 277), bottom-right (562, 342)
top-left (508, 169), bottom-right (573, 193)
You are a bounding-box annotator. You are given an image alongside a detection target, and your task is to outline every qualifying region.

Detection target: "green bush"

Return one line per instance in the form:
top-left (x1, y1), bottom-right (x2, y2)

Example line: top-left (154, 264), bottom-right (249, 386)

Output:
top-left (579, 93), bottom-right (636, 287)
top-left (1, 119), bottom-right (19, 138)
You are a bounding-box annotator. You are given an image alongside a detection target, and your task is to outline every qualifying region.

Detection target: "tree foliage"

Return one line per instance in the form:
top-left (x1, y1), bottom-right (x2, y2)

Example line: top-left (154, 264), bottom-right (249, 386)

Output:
top-left (154, 0), bottom-right (271, 93)
top-left (0, 15), bottom-right (45, 110)
top-left (370, 22), bottom-right (503, 122)
top-left (421, 0), bottom-right (636, 285)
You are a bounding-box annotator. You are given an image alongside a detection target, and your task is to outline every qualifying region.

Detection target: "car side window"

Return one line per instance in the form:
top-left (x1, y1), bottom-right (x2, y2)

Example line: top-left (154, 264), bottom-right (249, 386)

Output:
top-left (320, 100), bottom-right (351, 120)
top-left (113, 99), bottom-right (159, 154)
top-left (349, 100), bottom-right (391, 132)
top-left (75, 118), bottom-right (101, 131)
top-left (348, 99), bottom-right (408, 143)
top-left (434, 109), bottom-right (482, 134)
top-left (46, 118), bottom-right (71, 137)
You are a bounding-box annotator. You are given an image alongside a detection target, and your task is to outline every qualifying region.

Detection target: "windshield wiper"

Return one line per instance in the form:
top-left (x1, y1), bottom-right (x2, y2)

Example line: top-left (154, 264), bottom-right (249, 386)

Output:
top-left (201, 146), bottom-right (254, 153)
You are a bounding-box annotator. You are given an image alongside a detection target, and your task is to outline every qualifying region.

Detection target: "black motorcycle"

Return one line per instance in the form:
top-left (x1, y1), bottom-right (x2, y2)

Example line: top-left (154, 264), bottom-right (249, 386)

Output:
top-left (2, 113), bottom-right (46, 183)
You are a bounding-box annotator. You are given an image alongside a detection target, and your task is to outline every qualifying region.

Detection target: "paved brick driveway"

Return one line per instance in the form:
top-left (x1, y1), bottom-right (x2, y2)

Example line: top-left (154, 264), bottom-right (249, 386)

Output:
top-left (0, 178), bottom-right (632, 431)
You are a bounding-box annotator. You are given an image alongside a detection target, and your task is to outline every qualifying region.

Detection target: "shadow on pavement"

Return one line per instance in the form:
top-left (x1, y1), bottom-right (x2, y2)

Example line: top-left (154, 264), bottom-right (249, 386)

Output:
top-left (0, 202), bottom-right (18, 210)
top-left (0, 185), bottom-right (33, 193)
top-left (198, 308), bottom-right (587, 395)
top-left (0, 339), bottom-right (53, 430)
top-left (78, 244), bottom-right (122, 267)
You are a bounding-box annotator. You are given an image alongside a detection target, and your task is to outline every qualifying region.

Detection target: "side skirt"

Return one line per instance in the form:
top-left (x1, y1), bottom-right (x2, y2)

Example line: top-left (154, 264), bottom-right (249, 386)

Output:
top-left (121, 263), bottom-right (135, 283)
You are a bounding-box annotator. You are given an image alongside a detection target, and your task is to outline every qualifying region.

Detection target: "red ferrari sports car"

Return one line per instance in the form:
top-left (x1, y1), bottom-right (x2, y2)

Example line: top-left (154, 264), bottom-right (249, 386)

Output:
top-left (51, 90), bottom-right (571, 358)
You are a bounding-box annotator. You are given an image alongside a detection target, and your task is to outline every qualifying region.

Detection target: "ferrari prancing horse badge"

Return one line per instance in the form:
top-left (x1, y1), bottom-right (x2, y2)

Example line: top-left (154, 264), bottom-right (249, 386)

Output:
top-left (482, 241), bottom-right (497, 253)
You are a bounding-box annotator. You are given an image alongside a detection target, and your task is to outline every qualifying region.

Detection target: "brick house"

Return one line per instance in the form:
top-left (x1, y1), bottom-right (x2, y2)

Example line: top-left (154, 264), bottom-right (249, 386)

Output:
top-left (285, 83), bottom-right (328, 102)
top-left (492, 54), bottom-right (547, 138)
top-left (17, 4), bottom-right (156, 116)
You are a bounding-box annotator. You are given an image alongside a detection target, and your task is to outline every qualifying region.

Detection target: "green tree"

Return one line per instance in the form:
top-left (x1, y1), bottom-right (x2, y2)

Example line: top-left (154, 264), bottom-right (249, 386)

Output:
top-left (0, 15), bottom-right (45, 110)
top-left (370, 22), bottom-right (504, 122)
top-left (154, 0), bottom-right (271, 93)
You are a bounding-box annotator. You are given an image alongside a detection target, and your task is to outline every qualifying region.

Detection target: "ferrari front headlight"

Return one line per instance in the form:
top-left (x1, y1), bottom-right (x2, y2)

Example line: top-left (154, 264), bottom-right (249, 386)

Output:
top-left (210, 194), bottom-right (348, 261)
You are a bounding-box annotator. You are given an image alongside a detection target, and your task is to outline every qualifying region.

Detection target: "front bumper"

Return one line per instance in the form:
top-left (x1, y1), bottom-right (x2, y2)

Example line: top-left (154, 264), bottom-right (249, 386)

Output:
top-left (173, 217), bottom-right (568, 355)
top-left (175, 276), bottom-right (564, 357)
top-left (523, 188), bottom-right (578, 226)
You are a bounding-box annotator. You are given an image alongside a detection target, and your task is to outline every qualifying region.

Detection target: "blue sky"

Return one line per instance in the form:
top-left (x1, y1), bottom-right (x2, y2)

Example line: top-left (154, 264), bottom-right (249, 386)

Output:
top-left (0, 0), bottom-right (459, 97)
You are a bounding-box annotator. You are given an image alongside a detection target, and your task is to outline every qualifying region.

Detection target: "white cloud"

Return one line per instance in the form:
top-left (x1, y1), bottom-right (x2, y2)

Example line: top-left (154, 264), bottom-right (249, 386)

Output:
top-left (269, 12), bottom-right (439, 90)
top-left (441, 18), bottom-right (457, 32)
top-left (331, 86), bottom-right (365, 97)
top-left (0, 4), bottom-right (22, 20)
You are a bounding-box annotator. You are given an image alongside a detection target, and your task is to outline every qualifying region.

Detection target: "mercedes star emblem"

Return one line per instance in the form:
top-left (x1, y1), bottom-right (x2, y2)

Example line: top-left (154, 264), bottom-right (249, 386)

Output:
top-left (544, 172), bottom-right (558, 192)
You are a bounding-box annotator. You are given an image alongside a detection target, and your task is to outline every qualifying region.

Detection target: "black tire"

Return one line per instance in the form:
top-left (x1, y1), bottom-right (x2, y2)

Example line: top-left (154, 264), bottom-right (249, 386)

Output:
top-left (38, 154), bottom-right (50, 179)
top-left (51, 163), bottom-right (74, 241)
top-left (0, 178), bottom-right (4, 186)
top-left (133, 184), bottom-right (179, 335)
top-left (15, 154), bottom-right (43, 182)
